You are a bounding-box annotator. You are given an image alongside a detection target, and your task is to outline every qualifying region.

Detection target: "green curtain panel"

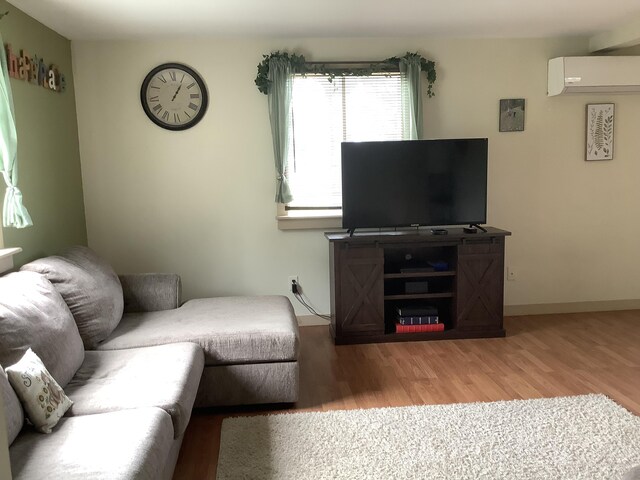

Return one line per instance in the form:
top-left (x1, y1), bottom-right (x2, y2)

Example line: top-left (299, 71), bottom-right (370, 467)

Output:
top-left (400, 56), bottom-right (424, 140)
top-left (0, 31), bottom-right (32, 228)
top-left (267, 57), bottom-right (293, 204)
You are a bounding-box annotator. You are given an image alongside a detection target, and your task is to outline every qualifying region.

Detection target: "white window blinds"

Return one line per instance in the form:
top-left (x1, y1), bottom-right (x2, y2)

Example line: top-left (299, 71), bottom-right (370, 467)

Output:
top-left (286, 73), bottom-right (409, 209)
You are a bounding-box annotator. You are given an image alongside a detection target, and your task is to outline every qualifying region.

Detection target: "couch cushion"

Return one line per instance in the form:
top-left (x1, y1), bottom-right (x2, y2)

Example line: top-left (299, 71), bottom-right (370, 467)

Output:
top-left (65, 343), bottom-right (204, 438)
top-left (10, 408), bottom-right (173, 480)
top-left (6, 349), bottom-right (73, 434)
top-left (0, 271), bottom-right (84, 387)
top-left (1, 365), bottom-right (24, 446)
top-left (98, 296), bottom-right (299, 366)
top-left (21, 246), bottom-right (124, 349)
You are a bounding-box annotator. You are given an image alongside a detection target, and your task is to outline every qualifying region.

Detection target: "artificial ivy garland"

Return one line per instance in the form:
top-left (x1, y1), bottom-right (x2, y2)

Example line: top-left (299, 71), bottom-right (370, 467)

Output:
top-left (255, 51), bottom-right (436, 97)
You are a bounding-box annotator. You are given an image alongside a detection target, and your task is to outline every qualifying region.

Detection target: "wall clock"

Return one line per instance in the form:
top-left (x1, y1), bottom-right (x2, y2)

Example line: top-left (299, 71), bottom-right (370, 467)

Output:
top-left (140, 63), bottom-right (208, 131)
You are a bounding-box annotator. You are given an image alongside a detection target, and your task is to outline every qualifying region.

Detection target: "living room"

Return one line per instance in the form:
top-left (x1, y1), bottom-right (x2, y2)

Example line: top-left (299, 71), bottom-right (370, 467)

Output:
top-left (0, 0), bottom-right (639, 478)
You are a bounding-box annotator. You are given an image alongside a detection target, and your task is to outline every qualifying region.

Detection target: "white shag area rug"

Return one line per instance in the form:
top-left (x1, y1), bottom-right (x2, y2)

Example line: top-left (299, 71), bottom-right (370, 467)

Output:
top-left (217, 394), bottom-right (640, 480)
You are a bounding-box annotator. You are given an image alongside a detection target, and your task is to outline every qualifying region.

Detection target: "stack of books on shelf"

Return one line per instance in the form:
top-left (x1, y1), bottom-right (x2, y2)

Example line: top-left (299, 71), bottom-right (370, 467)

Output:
top-left (395, 305), bottom-right (444, 333)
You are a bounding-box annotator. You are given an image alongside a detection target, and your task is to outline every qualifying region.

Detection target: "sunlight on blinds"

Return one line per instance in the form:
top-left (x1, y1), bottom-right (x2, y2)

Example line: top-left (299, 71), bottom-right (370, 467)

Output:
top-left (287, 73), bottom-right (408, 209)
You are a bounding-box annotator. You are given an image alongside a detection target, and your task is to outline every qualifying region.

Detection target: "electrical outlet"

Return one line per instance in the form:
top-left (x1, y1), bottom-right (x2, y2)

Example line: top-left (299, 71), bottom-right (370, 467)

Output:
top-left (287, 275), bottom-right (299, 292)
top-left (507, 266), bottom-right (516, 281)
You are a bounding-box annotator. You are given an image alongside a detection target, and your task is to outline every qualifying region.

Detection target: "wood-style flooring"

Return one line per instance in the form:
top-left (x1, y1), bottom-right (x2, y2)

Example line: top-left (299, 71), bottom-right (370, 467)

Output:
top-left (173, 310), bottom-right (640, 479)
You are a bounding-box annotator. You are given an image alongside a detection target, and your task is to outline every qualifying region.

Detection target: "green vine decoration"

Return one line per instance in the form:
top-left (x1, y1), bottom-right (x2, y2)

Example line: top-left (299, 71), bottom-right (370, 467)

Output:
top-left (255, 51), bottom-right (307, 95)
top-left (255, 51), bottom-right (436, 97)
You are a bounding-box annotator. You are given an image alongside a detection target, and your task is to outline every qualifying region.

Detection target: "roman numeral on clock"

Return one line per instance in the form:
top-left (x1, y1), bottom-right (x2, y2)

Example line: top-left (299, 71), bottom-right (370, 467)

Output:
top-left (190, 93), bottom-right (200, 99)
top-left (162, 111), bottom-right (169, 121)
top-left (169, 71), bottom-right (177, 81)
top-left (187, 82), bottom-right (196, 89)
top-left (188, 102), bottom-right (198, 111)
top-left (152, 104), bottom-right (162, 113)
top-left (149, 96), bottom-right (159, 102)
top-left (174, 113), bottom-right (180, 123)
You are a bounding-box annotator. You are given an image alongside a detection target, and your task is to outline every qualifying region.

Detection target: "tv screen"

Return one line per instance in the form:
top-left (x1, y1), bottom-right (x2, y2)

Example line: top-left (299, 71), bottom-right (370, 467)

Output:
top-left (341, 138), bottom-right (488, 230)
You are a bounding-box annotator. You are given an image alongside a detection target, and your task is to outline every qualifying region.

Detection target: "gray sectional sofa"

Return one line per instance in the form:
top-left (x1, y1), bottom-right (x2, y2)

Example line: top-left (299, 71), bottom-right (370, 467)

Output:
top-left (1, 246), bottom-right (300, 479)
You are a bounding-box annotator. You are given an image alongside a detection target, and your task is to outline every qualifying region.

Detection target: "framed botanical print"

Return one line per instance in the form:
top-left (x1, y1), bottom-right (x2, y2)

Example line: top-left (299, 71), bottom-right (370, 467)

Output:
top-left (586, 103), bottom-right (614, 161)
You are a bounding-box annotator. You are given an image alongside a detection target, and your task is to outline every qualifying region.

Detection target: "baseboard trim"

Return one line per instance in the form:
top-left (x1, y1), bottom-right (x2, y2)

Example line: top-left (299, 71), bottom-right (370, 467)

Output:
top-left (297, 314), bottom-right (330, 326)
top-left (505, 299), bottom-right (640, 316)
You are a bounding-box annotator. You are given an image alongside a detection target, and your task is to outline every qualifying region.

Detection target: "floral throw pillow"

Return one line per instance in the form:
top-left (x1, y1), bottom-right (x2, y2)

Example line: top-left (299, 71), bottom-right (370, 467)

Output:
top-left (6, 348), bottom-right (73, 433)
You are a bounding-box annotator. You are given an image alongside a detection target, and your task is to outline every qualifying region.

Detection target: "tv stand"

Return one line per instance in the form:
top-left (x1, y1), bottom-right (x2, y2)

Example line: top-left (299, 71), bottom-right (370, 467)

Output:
top-left (325, 226), bottom-right (511, 345)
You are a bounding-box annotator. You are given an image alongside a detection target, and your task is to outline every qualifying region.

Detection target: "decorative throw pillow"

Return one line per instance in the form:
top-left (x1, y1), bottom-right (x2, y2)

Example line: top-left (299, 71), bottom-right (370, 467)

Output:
top-left (6, 349), bottom-right (73, 434)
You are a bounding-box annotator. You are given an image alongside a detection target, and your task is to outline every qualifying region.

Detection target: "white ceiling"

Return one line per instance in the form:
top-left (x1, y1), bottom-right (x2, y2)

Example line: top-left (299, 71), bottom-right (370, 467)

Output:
top-left (7, 0), bottom-right (640, 41)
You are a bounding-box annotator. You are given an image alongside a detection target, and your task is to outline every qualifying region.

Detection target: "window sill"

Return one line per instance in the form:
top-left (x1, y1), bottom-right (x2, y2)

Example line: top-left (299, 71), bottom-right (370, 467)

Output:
top-left (277, 210), bottom-right (342, 230)
top-left (0, 247), bottom-right (22, 274)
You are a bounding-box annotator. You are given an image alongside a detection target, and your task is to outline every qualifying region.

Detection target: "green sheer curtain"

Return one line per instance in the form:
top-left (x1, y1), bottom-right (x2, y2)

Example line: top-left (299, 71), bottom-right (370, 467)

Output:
top-left (268, 57), bottom-right (293, 204)
top-left (0, 31), bottom-right (32, 228)
top-left (401, 56), bottom-right (424, 140)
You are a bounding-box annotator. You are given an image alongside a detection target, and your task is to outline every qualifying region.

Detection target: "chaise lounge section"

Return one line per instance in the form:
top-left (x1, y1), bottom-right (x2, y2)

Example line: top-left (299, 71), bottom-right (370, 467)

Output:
top-left (101, 289), bottom-right (300, 407)
top-left (21, 246), bottom-right (300, 407)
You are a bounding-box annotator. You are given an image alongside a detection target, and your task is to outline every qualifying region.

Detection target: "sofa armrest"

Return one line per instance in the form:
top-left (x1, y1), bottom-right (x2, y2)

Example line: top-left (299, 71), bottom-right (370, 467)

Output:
top-left (119, 273), bottom-right (181, 313)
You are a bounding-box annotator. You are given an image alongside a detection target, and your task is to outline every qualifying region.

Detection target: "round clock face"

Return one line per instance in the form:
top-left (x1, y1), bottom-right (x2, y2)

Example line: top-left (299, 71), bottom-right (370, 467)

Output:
top-left (140, 63), bottom-right (208, 131)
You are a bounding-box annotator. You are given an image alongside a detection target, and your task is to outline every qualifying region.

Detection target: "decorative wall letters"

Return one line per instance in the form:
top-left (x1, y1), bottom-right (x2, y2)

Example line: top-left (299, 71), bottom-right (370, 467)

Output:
top-left (4, 44), bottom-right (66, 92)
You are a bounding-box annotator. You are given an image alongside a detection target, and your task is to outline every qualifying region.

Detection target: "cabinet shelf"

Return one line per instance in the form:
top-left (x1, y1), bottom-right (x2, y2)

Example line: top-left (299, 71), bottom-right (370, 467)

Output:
top-left (383, 270), bottom-right (456, 279)
top-left (384, 292), bottom-right (454, 301)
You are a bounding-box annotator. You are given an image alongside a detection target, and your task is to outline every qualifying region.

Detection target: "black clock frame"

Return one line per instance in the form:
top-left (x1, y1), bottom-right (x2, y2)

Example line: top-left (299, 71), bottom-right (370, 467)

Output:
top-left (140, 62), bottom-right (209, 131)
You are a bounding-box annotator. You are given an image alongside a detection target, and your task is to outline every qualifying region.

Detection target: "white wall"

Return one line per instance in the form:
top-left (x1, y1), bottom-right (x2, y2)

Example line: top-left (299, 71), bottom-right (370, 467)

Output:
top-left (72, 36), bottom-right (640, 315)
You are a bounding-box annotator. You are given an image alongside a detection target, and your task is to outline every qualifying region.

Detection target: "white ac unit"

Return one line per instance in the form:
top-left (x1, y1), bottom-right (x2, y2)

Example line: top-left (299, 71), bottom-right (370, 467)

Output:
top-left (548, 56), bottom-right (640, 96)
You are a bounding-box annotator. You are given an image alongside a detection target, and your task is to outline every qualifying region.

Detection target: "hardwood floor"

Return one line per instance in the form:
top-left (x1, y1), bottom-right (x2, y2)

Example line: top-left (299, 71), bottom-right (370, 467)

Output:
top-left (173, 310), bottom-right (640, 479)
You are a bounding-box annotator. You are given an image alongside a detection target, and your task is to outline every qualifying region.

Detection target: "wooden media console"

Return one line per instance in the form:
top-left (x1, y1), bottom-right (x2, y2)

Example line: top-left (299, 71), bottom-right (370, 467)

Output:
top-left (326, 227), bottom-right (511, 345)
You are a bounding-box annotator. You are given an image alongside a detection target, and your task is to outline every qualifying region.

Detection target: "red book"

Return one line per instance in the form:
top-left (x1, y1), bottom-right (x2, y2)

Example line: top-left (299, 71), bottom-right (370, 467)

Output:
top-left (395, 322), bottom-right (445, 333)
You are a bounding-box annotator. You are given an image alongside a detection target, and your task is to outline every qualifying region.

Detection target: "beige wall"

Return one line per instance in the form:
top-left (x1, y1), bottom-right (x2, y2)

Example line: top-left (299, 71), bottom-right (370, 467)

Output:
top-left (72, 36), bottom-right (640, 314)
top-left (0, 0), bottom-right (87, 265)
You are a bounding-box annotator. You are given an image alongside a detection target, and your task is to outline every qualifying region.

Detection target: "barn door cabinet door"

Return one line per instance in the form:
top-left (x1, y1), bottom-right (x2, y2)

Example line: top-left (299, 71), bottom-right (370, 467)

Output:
top-left (456, 242), bottom-right (505, 331)
top-left (337, 244), bottom-right (385, 336)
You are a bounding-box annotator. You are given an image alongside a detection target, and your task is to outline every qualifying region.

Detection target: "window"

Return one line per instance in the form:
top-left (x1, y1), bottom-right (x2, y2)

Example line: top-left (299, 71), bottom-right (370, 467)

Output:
top-left (285, 72), bottom-right (411, 210)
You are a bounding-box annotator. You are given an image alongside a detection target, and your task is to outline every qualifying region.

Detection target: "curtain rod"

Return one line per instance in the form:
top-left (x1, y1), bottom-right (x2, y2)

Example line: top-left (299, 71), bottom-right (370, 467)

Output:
top-left (305, 60), bottom-right (393, 65)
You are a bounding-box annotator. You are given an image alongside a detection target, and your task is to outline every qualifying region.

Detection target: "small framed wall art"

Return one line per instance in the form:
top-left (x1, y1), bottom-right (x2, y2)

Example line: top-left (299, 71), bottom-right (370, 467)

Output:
top-left (499, 98), bottom-right (525, 132)
top-left (585, 103), bottom-right (614, 161)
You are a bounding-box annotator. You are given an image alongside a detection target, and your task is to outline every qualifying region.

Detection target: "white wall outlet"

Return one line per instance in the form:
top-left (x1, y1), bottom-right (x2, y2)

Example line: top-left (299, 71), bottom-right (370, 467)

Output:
top-left (287, 275), bottom-right (299, 291)
top-left (507, 266), bottom-right (516, 281)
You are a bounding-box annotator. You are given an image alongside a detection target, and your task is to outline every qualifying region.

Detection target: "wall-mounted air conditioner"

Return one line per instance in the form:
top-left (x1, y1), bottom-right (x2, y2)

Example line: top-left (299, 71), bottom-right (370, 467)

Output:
top-left (548, 56), bottom-right (640, 96)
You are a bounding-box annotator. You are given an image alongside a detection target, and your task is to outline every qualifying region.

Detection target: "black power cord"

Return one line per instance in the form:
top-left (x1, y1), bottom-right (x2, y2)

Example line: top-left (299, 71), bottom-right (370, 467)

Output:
top-left (291, 280), bottom-right (331, 321)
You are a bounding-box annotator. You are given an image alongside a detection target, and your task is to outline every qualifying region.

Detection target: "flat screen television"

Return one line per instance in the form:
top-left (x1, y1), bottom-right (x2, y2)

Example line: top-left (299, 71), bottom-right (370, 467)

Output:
top-left (341, 138), bottom-right (488, 231)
